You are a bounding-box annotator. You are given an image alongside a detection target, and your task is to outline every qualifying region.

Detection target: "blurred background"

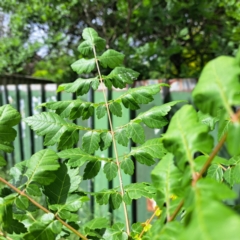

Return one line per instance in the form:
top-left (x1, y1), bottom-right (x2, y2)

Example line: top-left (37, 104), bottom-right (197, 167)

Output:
top-left (0, 0), bottom-right (239, 82)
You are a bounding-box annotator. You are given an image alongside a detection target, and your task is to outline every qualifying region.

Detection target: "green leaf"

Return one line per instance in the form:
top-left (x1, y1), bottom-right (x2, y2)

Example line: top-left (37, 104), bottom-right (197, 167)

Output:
top-left (23, 222), bottom-right (55, 240)
top-left (103, 162), bottom-right (118, 180)
top-left (179, 197), bottom-right (240, 240)
top-left (82, 131), bottom-right (101, 154)
top-left (115, 128), bottom-right (129, 147)
top-left (26, 184), bottom-right (42, 196)
top-left (58, 77), bottom-right (99, 96)
top-left (224, 165), bottom-right (240, 187)
top-left (115, 128), bottom-right (128, 147)
top-left (133, 151), bottom-right (155, 166)
top-left (0, 155), bottom-right (6, 167)
top-left (198, 111), bottom-right (219, 131)
top-left (24, 149), bottom-right (59, 185)
top-left (15, 196), bottom-right (29, 210)
top-left (83, 161), bottom-right (101, 180)
top-left (127, 122), bottom-right (145, 144)
top-left (24, 112), bottom-right (79, 149)
top-left (0, 105), bottom-right (20, 153)
top-left (49, 194), bottom-right (86, 213)
top-left (0, 104), bottom-right (21, 127)
top-left (122, 84), bottom-right (166, 105)
top-left (227, 122), bottom-right (240, 156)
top-left (138, 101), bottom-right (181, 128)
top-left (129, 138), bottom-right (166, 160)
top-left (78, 28), bottom-right (106, 54)
top-left (58, 148), bottom-right (97, 167)
top-left (95, 189), bottom-right (112, 205)
top-left (103, 223), bottom-right (128, 240)
top-left (41, 99), bottom-right (95, 120)
top-left (110, 192), bottom-right (122, 209)
top-left (96, 104), bottom-right (107, 119)
top-left (44, 163), bottom-right (81, 204)
top-left (123, 183), bottom-right (156, 204)
top-left (192, 56), bottom-right (240, 117)
top-left (2, 203), bottom-right (27, 234)
top-left (71, 58), bottom-right (96, 74)
top-left (99, 49), bottom-right (124, 68)
top-left (84, 217), bottom-right (109, 233)
top-left (196, 178), bottom-right (236, 201)
top-left (109, 102), bottom-right (122, 117)
top-left (162, 105), bottom-right (213, 169)
top-left (144, 221), bottom-right (182, 240)
top-left (122, 94), bottom-right (140, 110)
top-left (120, 158), bottom-right (134, 175)
top-left (207, 164), bottom-right (223, 182)
top-left (100, 132), bottom-right (112, 150)
top-left (151, 153), bottom-right (182, 208)
top-left (107, 67), bottom-right (139, 89)
top-left (82, 28), bottom-right (98, 41)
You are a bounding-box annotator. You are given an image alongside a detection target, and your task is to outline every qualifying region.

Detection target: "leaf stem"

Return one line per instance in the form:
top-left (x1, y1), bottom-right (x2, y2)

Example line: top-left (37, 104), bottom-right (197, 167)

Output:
top-left (92, 46), bottom-right (130, 235)
top-left (0, 177), bottom-right (88, 240)
top-left (168, 132), bottom-right (227, 222)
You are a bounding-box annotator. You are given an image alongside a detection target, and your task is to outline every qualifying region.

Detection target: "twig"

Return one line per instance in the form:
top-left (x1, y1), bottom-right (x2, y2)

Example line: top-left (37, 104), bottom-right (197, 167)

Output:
top-left (168, 132), bottom-right (228, 222)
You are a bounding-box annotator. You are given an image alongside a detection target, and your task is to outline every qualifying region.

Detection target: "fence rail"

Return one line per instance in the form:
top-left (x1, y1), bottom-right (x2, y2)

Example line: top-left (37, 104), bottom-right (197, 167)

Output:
top-left (0, 75), bottom-right (195, 222)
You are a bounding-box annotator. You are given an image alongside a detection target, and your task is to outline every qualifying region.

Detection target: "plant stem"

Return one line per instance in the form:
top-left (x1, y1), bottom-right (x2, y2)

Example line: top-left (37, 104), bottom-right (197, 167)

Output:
top-left (0, 177), bottom-right (88, 240)
top-left (92, 46), bottom-right (130, 235)
top-left (168, 132), bottom-right (227, 222)
top-left (139, 207), bottom-right (160, 238)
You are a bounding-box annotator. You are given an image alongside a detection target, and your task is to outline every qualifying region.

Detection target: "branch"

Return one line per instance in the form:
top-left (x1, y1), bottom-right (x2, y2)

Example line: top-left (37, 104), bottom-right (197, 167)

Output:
top-left (0, 177), bottom-right (88, 240)
top-left (168, 132), bottom-right (228, 222)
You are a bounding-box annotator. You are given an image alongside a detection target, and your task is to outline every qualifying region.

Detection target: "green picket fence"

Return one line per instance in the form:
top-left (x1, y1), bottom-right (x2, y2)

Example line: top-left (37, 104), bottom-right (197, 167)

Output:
top-left (0, 75), bottom-right (195, 223)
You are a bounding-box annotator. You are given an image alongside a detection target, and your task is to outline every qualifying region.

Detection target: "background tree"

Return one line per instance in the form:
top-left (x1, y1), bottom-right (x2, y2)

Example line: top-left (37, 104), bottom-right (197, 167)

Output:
top-left (0, 0), bottom-right (239, 82)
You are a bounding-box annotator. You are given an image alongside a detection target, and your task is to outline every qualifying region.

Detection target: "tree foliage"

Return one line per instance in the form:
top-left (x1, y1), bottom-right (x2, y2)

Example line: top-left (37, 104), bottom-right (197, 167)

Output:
top-left (1, 27), bottom-right (240, 240)
top-left (0, 0), bottom-right (240, 81)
